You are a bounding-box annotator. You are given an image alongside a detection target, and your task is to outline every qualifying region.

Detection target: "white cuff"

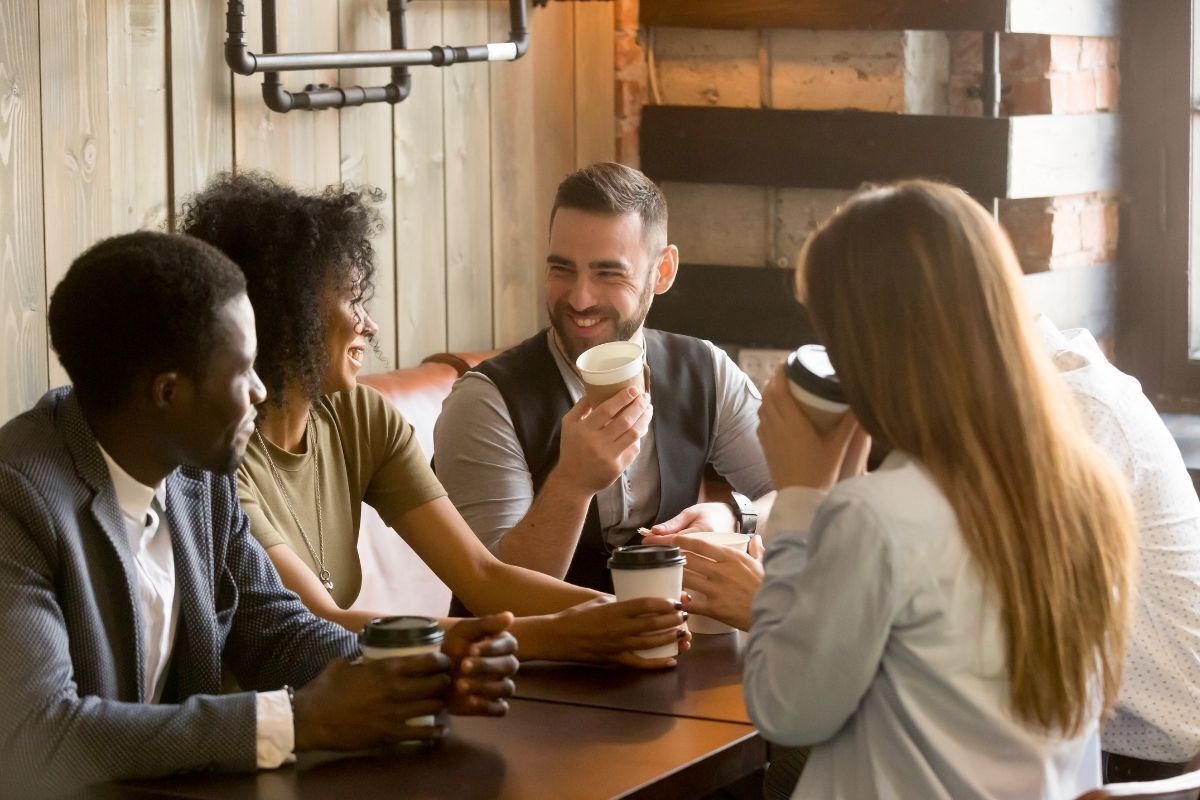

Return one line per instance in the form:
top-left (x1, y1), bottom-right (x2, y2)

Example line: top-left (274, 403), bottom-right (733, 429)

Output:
top-left (761, 486), bottom-right (827, 545)
top-left (255, 689), bottom-right (296, 769)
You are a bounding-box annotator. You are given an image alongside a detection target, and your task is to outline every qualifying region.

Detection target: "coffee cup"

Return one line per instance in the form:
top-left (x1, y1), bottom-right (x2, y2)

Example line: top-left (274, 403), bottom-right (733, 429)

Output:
top-left (785, 344), bottom-right (849, 436)
top-left (360, 616), bottom-right (445, 727)
top-left (607, 544), bottom-right (686, 658)
top-left (576, 341), bottom-right (648, 406)
top-left (678, 531), bottom-right (752, 635)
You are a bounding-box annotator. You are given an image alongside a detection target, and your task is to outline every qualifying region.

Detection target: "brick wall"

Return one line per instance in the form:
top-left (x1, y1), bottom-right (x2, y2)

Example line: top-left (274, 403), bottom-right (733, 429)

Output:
top-left (613, 2), bottom-right (1118, 336)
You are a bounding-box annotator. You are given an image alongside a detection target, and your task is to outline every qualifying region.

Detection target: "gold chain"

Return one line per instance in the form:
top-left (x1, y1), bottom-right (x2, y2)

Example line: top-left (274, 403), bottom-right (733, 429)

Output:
top-left (253, 413), bottom-right (332, 593)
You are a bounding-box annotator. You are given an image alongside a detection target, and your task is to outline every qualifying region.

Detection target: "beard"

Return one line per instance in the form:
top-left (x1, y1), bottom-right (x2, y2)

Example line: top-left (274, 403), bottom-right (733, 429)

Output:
top-left (549, 280), bottom-right (656, 362)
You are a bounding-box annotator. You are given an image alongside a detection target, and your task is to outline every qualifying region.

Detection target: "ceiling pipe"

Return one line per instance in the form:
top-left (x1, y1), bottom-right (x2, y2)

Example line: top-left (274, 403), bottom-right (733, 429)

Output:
top-left (225, 0), bottom-right (531, 112)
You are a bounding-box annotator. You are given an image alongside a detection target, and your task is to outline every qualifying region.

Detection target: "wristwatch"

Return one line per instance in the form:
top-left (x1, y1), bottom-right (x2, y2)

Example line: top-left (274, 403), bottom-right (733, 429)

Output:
top-left (729, 491), bottom-right (758, 536)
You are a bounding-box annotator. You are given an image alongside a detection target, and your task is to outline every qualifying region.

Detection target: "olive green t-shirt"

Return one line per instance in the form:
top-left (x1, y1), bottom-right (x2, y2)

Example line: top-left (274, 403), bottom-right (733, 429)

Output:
top-left (237, 384), bottom-right (446, 608)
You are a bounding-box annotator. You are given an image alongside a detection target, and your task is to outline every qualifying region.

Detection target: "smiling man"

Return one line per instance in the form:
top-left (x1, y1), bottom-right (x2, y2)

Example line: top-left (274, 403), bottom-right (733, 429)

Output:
top-left (434, 163), bottom-right (774, 594)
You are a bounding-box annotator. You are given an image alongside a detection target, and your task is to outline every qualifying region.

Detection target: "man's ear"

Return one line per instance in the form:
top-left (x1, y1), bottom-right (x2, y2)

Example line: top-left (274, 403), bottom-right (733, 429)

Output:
top-left (652, 244), bottom-right (680, 296)
top-left (150, 371), bottom-right (188, 410)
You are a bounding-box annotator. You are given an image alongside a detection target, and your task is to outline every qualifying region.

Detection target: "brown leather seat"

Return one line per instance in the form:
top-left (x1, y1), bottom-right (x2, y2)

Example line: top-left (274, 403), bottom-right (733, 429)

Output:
top-left (351, 350), bottom-right (500, 618)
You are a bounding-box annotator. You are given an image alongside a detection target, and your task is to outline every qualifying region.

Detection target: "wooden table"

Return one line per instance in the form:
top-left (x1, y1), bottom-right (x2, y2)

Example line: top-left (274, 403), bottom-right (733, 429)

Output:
top-left (516, 630), bottom-right (751, 724)
top-left (104, 699), bottom-right (764, 800)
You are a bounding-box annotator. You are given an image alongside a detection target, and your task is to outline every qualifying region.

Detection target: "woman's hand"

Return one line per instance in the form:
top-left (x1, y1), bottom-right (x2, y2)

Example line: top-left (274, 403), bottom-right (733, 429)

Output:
top-left (642, 532), bottom-right (764, 632)
top-left (441, 612), bottom-right (519, 716)
top-left (528, 596), bottom-right (691, 668)
top-left (757, 364), bottom-right (867, 491)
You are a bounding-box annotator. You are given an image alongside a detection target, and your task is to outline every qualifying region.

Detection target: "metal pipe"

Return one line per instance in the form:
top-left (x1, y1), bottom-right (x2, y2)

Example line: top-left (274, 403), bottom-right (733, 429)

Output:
top-left (226, 0), bottom-right (529, 112)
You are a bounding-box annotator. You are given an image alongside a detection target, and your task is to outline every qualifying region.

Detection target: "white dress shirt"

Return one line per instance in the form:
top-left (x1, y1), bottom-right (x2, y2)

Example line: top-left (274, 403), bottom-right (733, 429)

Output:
top-left (1038, 316), bottom-right (1200, 762)
top-left (746, 455), bottom-right (1102, 800)
top-left (97, 447), bottom-right (294, 768)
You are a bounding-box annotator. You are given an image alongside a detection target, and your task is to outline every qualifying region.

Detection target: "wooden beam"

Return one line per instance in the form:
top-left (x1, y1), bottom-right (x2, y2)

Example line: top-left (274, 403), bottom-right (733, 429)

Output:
top-left (641, 106), bottom-right (1119, 200)
top-left (640, 0), bottom-right (1118, 36)
top-left (646, 264), bottom-right (817, 351)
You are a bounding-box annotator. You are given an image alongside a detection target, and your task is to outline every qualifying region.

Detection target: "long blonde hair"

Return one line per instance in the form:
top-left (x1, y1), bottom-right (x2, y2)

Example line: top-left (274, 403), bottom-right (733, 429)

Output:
top-left (800, 181), bottom-right (1136, 735)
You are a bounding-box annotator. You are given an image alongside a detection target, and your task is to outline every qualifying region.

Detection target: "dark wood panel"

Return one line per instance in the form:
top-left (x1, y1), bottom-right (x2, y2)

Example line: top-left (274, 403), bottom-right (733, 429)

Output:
top-left (641, 106), bottom-right (1011, 199)
top-left (107, 700), bottom-right (765, 800)
top-left (642, 106), bottom-right (1120, 200)
top-left (646, 264), bottom-right (816, 351)
top-left (640, 0), bottom-right (1118, 36)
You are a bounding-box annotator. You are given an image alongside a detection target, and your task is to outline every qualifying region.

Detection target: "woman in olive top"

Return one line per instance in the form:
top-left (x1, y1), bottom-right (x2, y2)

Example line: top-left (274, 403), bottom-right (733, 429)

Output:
top-left (180, 172), bottom-right (687, 667)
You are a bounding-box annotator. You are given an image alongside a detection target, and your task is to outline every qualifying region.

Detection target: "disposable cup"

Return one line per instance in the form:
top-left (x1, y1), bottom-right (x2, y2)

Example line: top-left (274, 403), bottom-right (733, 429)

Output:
top-left (360, 616), bottom-right (445, 727)
top-left (786, 344), bottom-right (849, 436)
top-left (608, 545), bottom-right (686, 659)
top-left (576, 341), bottom-right (648, 406)
top-left (680, 531), bottom-right (751, 634)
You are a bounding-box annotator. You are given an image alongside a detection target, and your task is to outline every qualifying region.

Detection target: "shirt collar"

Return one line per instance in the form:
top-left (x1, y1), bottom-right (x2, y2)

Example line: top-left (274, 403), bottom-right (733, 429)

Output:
top-left (97, 444), bottom-right (165, 524)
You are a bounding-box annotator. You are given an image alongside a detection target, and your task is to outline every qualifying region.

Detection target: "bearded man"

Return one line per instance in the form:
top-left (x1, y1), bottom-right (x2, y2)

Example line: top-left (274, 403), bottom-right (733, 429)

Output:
top-left (434, 162), bottom-right (774, 595)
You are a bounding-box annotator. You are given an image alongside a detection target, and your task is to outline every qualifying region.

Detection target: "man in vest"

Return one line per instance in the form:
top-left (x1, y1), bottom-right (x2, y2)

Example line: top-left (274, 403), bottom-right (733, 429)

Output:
top-left (434, 162), bottom-right (773, 595)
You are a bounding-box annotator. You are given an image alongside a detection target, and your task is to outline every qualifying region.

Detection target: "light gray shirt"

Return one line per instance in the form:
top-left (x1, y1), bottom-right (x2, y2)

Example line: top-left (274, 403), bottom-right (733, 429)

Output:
top-left (1038, 316), bottom-right (1200, 762)
top-left (746, 455), bottom-right (1102, 800)
top-left (433, 332), bottom-right (773, 553)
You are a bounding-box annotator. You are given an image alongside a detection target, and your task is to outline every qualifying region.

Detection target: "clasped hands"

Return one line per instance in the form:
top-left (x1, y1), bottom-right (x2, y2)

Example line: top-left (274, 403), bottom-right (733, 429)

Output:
top-left (293, 612), bottom-right (518, 752)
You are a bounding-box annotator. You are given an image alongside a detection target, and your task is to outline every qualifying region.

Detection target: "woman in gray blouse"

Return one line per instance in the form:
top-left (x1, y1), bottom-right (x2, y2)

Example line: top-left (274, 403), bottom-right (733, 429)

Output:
top-left (745, 180), bottom-right (1137, 799)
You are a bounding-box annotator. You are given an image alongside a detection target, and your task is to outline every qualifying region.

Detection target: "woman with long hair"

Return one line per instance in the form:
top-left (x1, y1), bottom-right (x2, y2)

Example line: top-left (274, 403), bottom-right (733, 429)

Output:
top-left (178, 172), bottom-right (688, 667)
top-left (745, 180), bottom-right (1136, 797)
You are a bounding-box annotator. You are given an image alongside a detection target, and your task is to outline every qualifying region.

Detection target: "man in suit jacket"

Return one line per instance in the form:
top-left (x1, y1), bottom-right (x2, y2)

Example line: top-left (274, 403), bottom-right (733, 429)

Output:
top-left (0, 232), bottom-right (517, 798)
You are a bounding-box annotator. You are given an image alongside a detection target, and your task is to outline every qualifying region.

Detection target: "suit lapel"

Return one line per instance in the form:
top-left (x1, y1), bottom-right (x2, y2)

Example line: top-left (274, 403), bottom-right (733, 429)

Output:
top-left (59, 391), bottom-right (148, 700)
top-left (164, 470), bottom-right (218, 697)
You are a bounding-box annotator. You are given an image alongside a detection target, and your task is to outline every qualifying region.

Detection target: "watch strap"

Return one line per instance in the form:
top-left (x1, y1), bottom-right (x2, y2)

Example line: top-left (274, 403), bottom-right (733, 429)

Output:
top-left (729, 491), bottom-right (757, 536)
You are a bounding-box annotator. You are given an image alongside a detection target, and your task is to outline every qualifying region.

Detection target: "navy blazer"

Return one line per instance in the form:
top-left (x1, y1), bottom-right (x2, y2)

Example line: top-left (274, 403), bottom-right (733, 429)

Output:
top-left (0, 388), bottom-right (358, 797)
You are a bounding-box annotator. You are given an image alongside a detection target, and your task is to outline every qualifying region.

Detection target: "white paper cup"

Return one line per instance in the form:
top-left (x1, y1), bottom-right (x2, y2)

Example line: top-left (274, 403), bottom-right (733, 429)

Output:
top-left (360, 616), bottom-right (445, 727)
top-left (680, 531), bottom-right (751, 635)
top-left (608, 545), bottom-right (685, 659)
top-left (576, 341), bottom-right (647, 406)
top-left (786, 345), bottom-right (849, 436)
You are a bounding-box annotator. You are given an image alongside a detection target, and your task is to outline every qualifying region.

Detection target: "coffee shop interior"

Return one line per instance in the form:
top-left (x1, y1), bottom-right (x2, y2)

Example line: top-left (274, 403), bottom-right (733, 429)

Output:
top-left (5, 0), bottom-right (1200, 798)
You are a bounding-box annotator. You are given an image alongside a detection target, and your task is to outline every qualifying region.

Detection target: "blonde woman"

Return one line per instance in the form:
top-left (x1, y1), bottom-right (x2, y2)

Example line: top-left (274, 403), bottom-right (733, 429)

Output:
top-left (745, 181), bottom-right (1137, 798)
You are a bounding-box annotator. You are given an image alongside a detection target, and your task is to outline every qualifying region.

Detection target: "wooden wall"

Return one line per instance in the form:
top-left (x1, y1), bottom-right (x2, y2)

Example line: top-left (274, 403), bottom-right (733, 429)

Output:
top-left (0, 0), bottom-right (614, 425)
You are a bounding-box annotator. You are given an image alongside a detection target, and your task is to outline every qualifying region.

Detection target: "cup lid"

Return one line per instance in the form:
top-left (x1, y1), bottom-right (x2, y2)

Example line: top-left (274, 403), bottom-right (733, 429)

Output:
top-left (359, 615), bottom-right (444, 649)
top-left (607, 544), bottom-right (686, 570)
top-left (785, 344), bottom-right (847, 404)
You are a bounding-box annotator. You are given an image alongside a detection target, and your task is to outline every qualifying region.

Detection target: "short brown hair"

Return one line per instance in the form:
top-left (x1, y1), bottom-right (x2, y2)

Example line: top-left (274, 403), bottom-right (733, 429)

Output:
top-left (550, 162), bottom-right (668, 252)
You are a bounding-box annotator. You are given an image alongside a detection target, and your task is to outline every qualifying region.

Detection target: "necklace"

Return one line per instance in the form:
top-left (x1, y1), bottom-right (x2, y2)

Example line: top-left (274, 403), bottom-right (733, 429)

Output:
top-left (254, 413), bottom-right (333, 593)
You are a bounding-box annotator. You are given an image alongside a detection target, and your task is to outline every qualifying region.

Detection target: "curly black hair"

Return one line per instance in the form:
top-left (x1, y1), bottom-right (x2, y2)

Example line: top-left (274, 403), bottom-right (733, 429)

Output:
top-left (177, 172), bottom-right (385, 406)
top-left (48, 231), bottom-right (247, 411)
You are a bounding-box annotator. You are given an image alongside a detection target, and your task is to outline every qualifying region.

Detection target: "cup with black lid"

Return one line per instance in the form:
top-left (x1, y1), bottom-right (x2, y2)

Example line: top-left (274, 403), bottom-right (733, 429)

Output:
top-left (360, 616), bottom-right (445, 727)
top-left (785, 344), bottom-right (849, 436)
top-left (608, 544), bottom-right (686, 658)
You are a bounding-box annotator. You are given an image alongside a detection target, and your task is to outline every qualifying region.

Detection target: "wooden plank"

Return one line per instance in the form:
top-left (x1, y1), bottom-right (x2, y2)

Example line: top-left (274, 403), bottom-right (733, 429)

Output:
top-left (442, 1), bottom-right (493, 352)
top-left (639, 0), bottom-right (1117, 36)
top-left (531, 0), bottom-right (575, 330)
top-left (169, 0), bottom-right (234, 214)
top-left (232, 0), bottom-right (340, 188)
top-left (489, 0), bottom-right (540, 349)
top-left (641, 106), bottom-right (1011, 199)
top-left (39, 0), bottom-right (111, 389)
top-left (573, 1), bottom-right (616, 167)
top-left (108, 0), bottom-right (169, 233)
top-left (393, 1), bottom-right (447, 366)
top-left (338, 0), bottom-right (396, 372)
top-left (0, 0), bottom-right (48, 422)
top-left (645, 264), bottom-right (817, 351)
top-left (1007, 113), bottom-right (1119, 199)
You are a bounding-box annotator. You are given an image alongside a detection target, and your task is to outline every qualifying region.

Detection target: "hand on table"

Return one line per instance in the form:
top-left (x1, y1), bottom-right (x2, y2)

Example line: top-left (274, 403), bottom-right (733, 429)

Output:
top-left (647, 501), bottom-right (737, 536)
top-left (642, 532), bottom-right (764, 632)
top-left (442, 612), bottom-right (519, 717)
top-left (757, 364), bottom-right (870, 491)
top-left (292, 651), bottom-right (452, 751)
top-left (543, 595), bottom-right (690, 668)
top-left (553, 388), bottom-right (652, 497)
